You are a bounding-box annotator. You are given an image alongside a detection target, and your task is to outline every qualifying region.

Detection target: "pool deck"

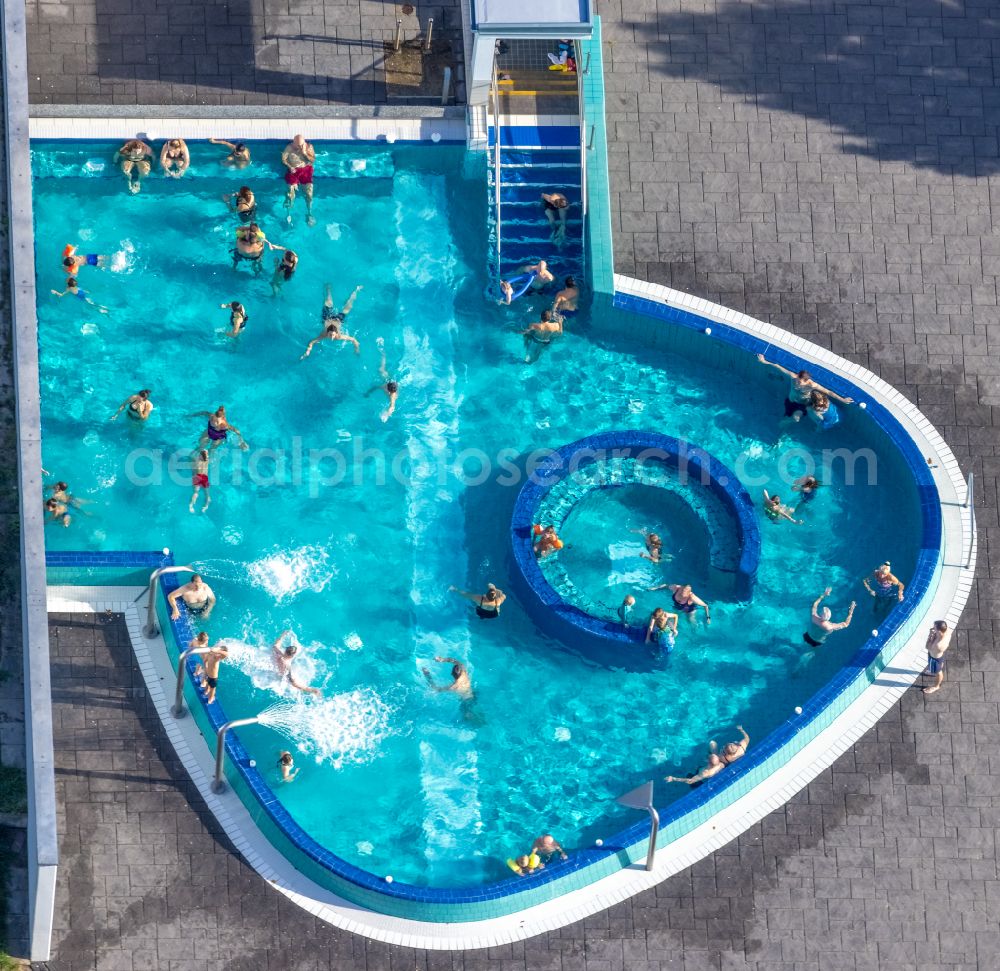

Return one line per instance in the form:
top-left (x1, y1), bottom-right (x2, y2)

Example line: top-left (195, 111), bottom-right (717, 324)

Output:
top-left (7, 0), bottom-right (1000, 967)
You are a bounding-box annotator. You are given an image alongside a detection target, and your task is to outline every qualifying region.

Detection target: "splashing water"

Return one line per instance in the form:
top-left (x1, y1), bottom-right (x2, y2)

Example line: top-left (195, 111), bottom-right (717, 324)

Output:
top-left (257, 690), bottom-right (396, 768)
top-left (245, 545), bottom-right (337, 603)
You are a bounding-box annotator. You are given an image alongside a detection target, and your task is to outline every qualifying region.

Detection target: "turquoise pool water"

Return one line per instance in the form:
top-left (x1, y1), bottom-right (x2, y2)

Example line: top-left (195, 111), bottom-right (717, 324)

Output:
top-left (33, 141), bottom-right (921, 887)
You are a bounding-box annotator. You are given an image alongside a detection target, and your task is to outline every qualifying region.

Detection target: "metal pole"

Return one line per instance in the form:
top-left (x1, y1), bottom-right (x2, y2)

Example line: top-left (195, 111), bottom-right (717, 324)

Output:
top-left (423, 17), bottom-right (434, 53)
top-left (644, 806), bottom-right (660, 871)
top-left (393, 18), bottom-right (402, 52)
top-left (171, 645), bottom-right (215, 718)
top-left (966, 472), bottom-right (975, 569)
top-left (588, 125), bottom-right (596, 150)
top-left (143, 564), bottom-right (195, 638)
top-left (440, 66), bottom-right (452, 105)
top-left (212, 716), bottom-right (262, 793)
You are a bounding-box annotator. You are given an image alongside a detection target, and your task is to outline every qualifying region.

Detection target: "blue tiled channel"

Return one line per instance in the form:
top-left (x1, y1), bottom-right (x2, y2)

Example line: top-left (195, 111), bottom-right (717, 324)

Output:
top-left (43, 281), bottom-right (944, 921)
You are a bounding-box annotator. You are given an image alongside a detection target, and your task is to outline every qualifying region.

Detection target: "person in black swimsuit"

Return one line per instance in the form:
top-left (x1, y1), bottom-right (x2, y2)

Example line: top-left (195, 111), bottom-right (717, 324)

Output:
top-left (649, 582), bottom-right (711, 624)
top-left (450, 583), bottom-right (506, 619)
top-left (222, 300), bottom-right (249, 336)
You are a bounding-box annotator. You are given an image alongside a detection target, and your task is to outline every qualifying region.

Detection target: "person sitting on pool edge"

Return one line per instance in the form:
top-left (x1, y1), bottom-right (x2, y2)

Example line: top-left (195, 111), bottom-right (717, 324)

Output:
top-left (209, 137), bottom-right (251, 168)
top-left (450, 582), bottom-right (506, 619)
top-left (756, 353), bottom-right (854, 421)
top-left (533, 524), bottom-right (563, 558)
top-left (168, 574), bottom-right (216, 620)
top-left (301, 283), bottom-right (362, 357)
top-left (223, 185), bottom-right (257, 223)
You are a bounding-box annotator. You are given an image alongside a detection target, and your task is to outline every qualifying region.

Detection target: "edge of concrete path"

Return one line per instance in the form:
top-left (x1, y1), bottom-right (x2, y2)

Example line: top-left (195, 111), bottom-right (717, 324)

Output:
top-left (29, 104), bottom-right (467, 120)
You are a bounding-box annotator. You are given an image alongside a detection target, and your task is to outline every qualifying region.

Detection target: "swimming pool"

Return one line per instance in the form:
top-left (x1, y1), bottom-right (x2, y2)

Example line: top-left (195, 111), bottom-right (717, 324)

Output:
top-left (33, 140), bottom-right (925, 890)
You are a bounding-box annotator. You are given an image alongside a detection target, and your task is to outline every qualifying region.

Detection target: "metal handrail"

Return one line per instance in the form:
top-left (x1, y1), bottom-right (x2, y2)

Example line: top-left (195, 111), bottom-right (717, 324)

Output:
top-left (171, 644), bottom-right (216, 718)
top-left (490, 58), bottom-right (502, 270)
top-left (575, 40), bottom-right (588, 219)
top-left (966, 472), bottom-right (975, 569)
top-left (212, 716), bottom-right (262, 793)
top-left (142, 564), bottom-right (194, 638)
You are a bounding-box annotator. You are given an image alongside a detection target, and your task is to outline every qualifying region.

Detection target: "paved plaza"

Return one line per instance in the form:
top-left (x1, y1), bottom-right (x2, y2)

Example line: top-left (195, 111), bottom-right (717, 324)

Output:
top-left (13, 0), bottom-right (1000, 968)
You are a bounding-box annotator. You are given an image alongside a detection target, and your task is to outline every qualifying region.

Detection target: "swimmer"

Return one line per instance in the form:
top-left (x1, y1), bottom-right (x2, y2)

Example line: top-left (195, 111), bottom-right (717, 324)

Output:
top-left (508, 853), bottom-right (544, 876)
top-left (281, 134), bottom-right (316, 226)
top-left (232, 223), bottom-right (284, 274)
top-left (222, 185), bottom-right (257, 223)
top-left (499, 280), bottom-right (515, 305)
top-left (665, 753), bottom-right (724, 786)
top-left (617, 594), bottom-right (636, 625)
top-left (792, 475), bottom-right (822, 506)
top-left (521, 260), bottom-right (555, 290)
top-left (192, 639), bottom-right (228, 704)
top-left (44, 497), bottom-right (71, 527)
top-left (756, 354), bottom-right (854, 420)
top-left (364, 339), bottom-right (398, 421)
top-left (51, 278), bottom-right (109, 313)
top-left (189, 449), bottom-right (211, 513)
top-left (521, 309), bottom-right (563, 363)
top-left (633, 529), bottom-right (668, 563)
top-left (648, 582), bottom-right (711, 625)
top-left (189, 405), bottom-right (249, 451)
top-left (301, 283), bottom-right (362, 357)
top-left (863, 561), bottom-right (905, 616)
top-left (450, 583), bottom-right (506, 619)
top-left (541, 192), bottom-right (569, 242)
top-left (763, 489), bottom-right (802, 524)
top-left (271, 250), bottom-right (298, 296)
top-left (711, 726), bottom-right (750, 766)
top-left (533, 524), bottom-right (564, 558)
top-left (531, 834), bottom-right (568, 862)
top-left (645, 607), bottom-right (679, 651)
top-left (110, 388), bottom-right (153, 421)
top-left (167, 574), bottom-right (216, 620)
top-left (277, 751), bottom-right (299, 783)
top-left (209, 138), bottom-right (251, 169)
top-left (808, 390), bottom-right (837, 427)
top-left (160, 138), bottom-right (190, 178)
top-left (271, 629), bottom-right (322, 695)
top-left (222, 300), bottom-right (249, 337)
top-left (552, 276), bottom-right (579, 317)
top-left (803, 587), bottom-right (855, 649)
top-left (61, 243), bottom-right (107, 275)
top-left (422, 656), bottom-right (473, 699)
top-left (116, 138), bottom-right (153, 194)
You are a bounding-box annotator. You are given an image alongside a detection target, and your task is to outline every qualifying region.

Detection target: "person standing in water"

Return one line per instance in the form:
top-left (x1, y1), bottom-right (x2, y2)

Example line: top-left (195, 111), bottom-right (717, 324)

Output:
top-left (634, 529), bottom-right (666, 562)
top-left (422, 656), bottom-right (473, 699)
top-left (110, 389), bottom-right (153, 422)
top-left (209, 138), bottom-right (251, 168)
top-left (222, 301), bottom-right (249, 337)
top-left (803, 587), bottom-right (855, 648)
top-left (116, 138), bottom-right (153, 193)
top-left (301, 283), bottom-right (362, 357)
top-left (792, 475), bottom-right (822, 506)
top-left (168, 574), bottom-right (216, 620)
top-left (364, 338), bottom-right (398, 421)
top-left (281, 134), bottom-right (316, 226)
top-left (160, 138), bottom-right (190, 178)
top-left (189, 450), bottom-right (211, 513)
top-left (756, 354), bottom-right (854, 420)
top-left (450, 583), bottom-right (506, 619)
top-left (645, 607), bottom-right (679, 653)
top-left (862, 561), bottom-right (905, 616)
top-left (192, 639), bottom-right (229, 704)
top-left (233, 223), bottom-right (284, 274)
top-left (271, 630), bottom-right (322, 695)
top-left (521, 310), bottom-right (563, 364)
top-left (649, 582), bottom-right (711, 625)
top-left (552, 276), bottom-right (579, 318)
top-left (922, 620), bottom-right (953, 695)
top-left (44, 497), bottom-right (71, 527)
top-left (223, 186), bottom-right (257, 223)
top-left (618, 594), bottom-right (636, 625)
top-left (277, 751), bottom-right (299, 783)
top-left (189, 405), bottom-right (249, 451)
top-left (271, 250), bottom-right (298, 296)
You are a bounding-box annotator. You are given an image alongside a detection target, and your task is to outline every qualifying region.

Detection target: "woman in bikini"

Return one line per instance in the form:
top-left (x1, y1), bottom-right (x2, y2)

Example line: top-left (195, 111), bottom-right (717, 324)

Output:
top-left (189, 405), bottom-right (249, 451)
top-left (189, 449), bottom-right (211, 512)
top-left (792, 475), bottom-right (821, 505)
top-left (160, 138), bottom-right (190, 178)
top-left (209, 138), bottom-right (251, 169)
top-left (762, 490), bottom-right (802, 524)
top-left (271, 250), bottom-right (298, 296)
top-left (110, 389), bottom-right (153, 421)
top-left (222, 301), bottom-right (249, 336)
top-left (450, 583), bottom-right (506, 619)
top-left (712, 726), bottom-right (750, 765)
top-left (223, 186), bottom-right (257, 223)
top-left (863, 561), bottom-right (905, 617)
top-left (648, 582), bottom-right (712, 625)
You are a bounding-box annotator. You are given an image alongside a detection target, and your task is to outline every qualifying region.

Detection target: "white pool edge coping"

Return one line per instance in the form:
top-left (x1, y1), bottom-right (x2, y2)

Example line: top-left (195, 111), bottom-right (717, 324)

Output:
top-left (44, 275), bottom-right (975, 950)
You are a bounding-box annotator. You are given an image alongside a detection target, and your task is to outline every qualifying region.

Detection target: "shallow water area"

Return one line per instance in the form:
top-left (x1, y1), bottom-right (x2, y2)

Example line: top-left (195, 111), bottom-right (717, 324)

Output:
top-left (34, 141), bottom-right (922, 888)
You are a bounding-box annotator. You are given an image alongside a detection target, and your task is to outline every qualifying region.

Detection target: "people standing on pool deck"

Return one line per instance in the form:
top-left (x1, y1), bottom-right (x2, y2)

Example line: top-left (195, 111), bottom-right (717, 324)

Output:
top-left (792, 475), bottom-right (821, 506)
top-left (233, 223), bottom-right (283, 274)
top-left (450, 583), bottom-right (506, 619)
top-left (110, 389), bottom-right (153, 422)
top-left (710, 726), bottom-right (750, 765)
top-left (44, 498), bottom-right (71, 527)
top-left (863, 561), bottom-right (905, 615)
top-left (645, 607), bottom-right (679, 652)
top-left (223, 186), bottom-right (257, 223)
top-left (281, 134), bottom-right (316, 226)
top-left (648, 582), bottom-right (712, 625)
top-left (364, 338), bottom-right (399, 421)
top-left (422, 656), bottom-right (473, 699)
top-left (191, 639), bottom-right (228, 704)
top-left (533, 524), bottom-right (563, 558)
top-left (190, 405), bottom-right (249, 451)
top-left (301, 283), bottom-right (362, 358)
top-left (189, 449), bottom-right (211, 513)
top-left (521, 310), bottom-right (563, 364)
top-left (160, 138), bottom-right (190, 178)
top-left (116, 138), bottom-right (153, 193)
top-left (61, 243), bottom-right (107, 275)
top-left (50, 278), bottom-right (108, 313)
top-left (804, 587), bottom-right (855, 648)
top-left (531, 834), bottom-right (568, 862)
top-left (552, 277), bottom-right (579, 317)
top-left (271, 630), bottom-right (322, 695)
top-left (618, 594), bottom-right (636, 625)
top-left (541, 192), bottom-right (569, 242)
top-left (271, 250), bottom-right (298, 296)
top-left (222, 301), bottom-right (249, 337)
top-left (922, 620), bottom-right (952, 695)
top-left (277, 751), bottom-right (299, 783)
top-left (763, 490), bottom-right (802, 524)
top-left (209, 138), bottom-right (252, 168)
top-left (168, 575), bottom-right (216, 620)
top-left (756, 354), bottom-right (854, 420)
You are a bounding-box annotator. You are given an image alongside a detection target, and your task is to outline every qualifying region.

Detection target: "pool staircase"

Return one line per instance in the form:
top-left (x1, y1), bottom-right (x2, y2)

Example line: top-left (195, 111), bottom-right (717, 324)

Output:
top-left (487, 40), bottom-right (587, 294)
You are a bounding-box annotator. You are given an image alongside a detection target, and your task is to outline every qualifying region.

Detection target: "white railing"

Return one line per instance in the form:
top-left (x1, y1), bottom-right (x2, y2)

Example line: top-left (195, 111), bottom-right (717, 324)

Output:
top-left (576, 40), bottom-right (588, 219)
top-left (966, 472), bottom-right (975, 569)
top-left (490, 59), bottom-right (502, 269)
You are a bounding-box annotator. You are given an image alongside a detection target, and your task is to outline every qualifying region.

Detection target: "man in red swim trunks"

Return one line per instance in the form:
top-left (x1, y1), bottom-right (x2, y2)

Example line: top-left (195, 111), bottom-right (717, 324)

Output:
top-left (281, 134), bottom-right (316, 227)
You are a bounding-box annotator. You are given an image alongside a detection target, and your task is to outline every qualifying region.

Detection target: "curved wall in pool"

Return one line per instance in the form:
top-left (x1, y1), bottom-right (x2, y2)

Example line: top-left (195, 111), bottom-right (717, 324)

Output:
top-left (509, 432), bottom-right (761, 653)
top-left (45, 272), bottom-right (958, 925)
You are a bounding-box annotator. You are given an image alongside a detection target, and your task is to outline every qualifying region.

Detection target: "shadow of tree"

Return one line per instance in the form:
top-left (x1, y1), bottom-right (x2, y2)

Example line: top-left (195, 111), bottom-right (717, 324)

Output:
top-left (634, 0), bottom-right (1000, 177)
